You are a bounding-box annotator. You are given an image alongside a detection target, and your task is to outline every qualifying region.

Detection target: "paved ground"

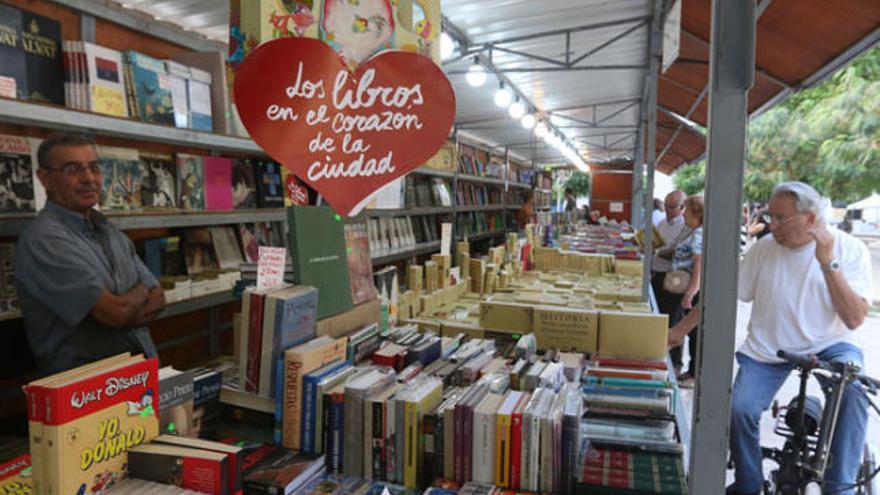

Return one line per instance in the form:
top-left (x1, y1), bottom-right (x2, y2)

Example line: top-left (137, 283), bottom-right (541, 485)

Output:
top-left (679, 236), bottom-right (880, 488)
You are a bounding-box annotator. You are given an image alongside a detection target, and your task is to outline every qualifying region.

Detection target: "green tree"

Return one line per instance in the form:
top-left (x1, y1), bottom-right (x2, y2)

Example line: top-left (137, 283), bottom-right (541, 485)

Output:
top-left (563, 171), bottom-right (591, 197)
top-left (673, 161), bottom-right (705, 195)
top-left (673, 46), bottom-right (880, 203)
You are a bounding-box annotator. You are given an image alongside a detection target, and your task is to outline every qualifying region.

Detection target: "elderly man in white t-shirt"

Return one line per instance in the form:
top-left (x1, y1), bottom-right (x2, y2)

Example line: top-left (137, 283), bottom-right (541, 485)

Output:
top-left (652, 190), bottom-right (690, 374)
top-left (669, 182), bottom-right (872, 495)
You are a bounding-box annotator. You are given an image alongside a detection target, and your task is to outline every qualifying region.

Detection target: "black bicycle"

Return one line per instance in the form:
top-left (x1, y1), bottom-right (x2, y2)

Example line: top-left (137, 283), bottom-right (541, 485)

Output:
top-left (759, 350), bottom-right (880, 495)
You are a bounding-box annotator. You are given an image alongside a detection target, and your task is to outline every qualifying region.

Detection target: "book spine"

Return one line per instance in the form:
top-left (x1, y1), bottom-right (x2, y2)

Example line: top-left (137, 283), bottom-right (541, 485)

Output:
top-left (385, 398), bottom-right (396, 482)
top-left (280, 358), bottom-right (302, 449)
top-left (510, 410), bottom-right (523, 490)
top-left (403, 400), bottom-right (417, 488)
top-left (453, 404), bottom-right (463, 483)
top-left (363, 395), bottom-right (373, 480)
top-left (371, 399), bottom-right (385, 480)
top-left (331, 392), bottom-right (345, 473)
top-left (395, 399), bottom-right (405, 484)
top-left (300, 375), bottom-right (317, 453)
top-left (342, 392), bottom-right (361, 477)
top-left (321, 391), bottom-right (332, 459)
top-left (245, 293), bottom-right (264, 393)
top-left (463, 403), bottom-right (474, 483)
top-left (496, 412), bottom-right (510, 487)
top-left (443, 407), bottom-right (455, 481)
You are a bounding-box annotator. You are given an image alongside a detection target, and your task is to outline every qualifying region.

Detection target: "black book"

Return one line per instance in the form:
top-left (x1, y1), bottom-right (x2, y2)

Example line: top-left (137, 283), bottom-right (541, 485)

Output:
top-left (0, 3), bottom-right (26, 100)
top-left (232, 158), bottom-right (258, 209)
top-left (20, 9), bottom-right (62, 104)
top-left (254, 160), bottom-right (284, 208)
top-left (238, 442), bottom-right (325, 494)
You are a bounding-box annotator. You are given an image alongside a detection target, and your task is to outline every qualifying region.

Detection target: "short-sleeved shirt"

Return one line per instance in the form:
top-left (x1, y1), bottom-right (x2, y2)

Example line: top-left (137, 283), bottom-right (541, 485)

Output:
top-left (737, 229), bottom-right (873, 363)
top-left (653, 215), bottom-right (687, 273)
top-left (672, 226), bottom-right (703, 273)
top-left (14, 201), bottom-right (159, 373)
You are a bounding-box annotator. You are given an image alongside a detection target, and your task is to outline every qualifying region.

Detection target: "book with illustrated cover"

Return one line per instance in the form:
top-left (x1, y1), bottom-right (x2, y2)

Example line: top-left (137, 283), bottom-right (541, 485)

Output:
top-left (83, 42), bottom-right (128, 117)
top-left (177, 153), bottom-right (205, 211)
top-left (0, 133), bottom-right (36, 213)
top-left (0, 3), bottom-right (26, 100)
top-left (184, 228), bottom-right (220, 275)
top-left (283, 168), bottom-right (311, 207)
top-left (25, 355), bottom-right (160, 495)
top-left (189, 367), bottom-right (222, 440)
top-left (0, 454), bottom-right (31, 494)
top-left (237, 442), bottom-right (325, 494)
top-left (259, 285), bottom-right (319, 398)
top-left (238, 223), bottom-right (260, 263)
top-left (139, 150), bottom-right (177, 210)
top-left (98, 145), bottom-right (144, 211)
top-left (153, 435), bottom-right (243, 494)
top-left (125, 51), bottom-right (175, 126)
top-left (21, 9), bottom-right (62, 105)
top-left (127, 444), bottom-right (229, 495)
top-left (210, 226), bottom-right (244, 270)
top-left (203, 156), bottom-right (233, 210)
top-left (232, 159), bottom-right (257, 209)
top-left (254, 160), bottom-right (284, 208)
top-left (344, 215), bottom-right (376, 307)
top-left (158, 367), bottom-right (195, 437)
top-left (187, 66), bottom-right (213, 131)
top-left (165, 60), bottom-right (191, 129)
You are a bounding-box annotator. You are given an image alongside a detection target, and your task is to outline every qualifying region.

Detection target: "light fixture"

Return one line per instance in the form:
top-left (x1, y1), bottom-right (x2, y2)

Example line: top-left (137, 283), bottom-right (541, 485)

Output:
top-left (466, 58), bottom-right (487, 87)
top-left (493, 83), bottom-right (512, 108)
top-left (520, 113), bottom-right (536, 129)
top-left (534, 121), bottom-right (549, 138)
top-left (440, 32), bottom-right (456, 60)
top-left (508, 99), bottom-right (525, 119)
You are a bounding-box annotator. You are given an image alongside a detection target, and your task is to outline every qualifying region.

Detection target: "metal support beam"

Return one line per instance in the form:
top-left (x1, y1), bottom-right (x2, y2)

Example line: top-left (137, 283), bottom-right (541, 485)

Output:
top-left (641, 0), bottom-right (662, 302)
top-left (688, 1), bottom-right (755, 493)
top-left (657, 85), bottom-right (709, 163)
top-left (446, 65), bottom-right (647, 75)
top-left (491, 45), bottom-right (568, 67)
top-left (570, 20), bottom-right (648, 66)
top-left (597, 100), bottom-right (641, 125)
top-left (547, 97), bottom-right (642, 115)
top-left (470, 15), bottom-right (650, 48)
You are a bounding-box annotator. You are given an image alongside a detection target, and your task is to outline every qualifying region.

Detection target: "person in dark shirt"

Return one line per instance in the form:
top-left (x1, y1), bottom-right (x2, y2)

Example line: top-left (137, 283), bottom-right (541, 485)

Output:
top-left (14, 132), bottom-right (165, 373)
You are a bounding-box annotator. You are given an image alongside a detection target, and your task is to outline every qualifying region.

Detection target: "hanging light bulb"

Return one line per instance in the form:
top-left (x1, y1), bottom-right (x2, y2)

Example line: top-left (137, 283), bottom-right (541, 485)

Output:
top-left (520, 113), bottom-right (536, 129)
top-left (494, 83), bottom-right (512, 108)
top-left (440, 32), bottom-right (456, 60)
top-left (508, 98), bottom-right (525, 119)
top-left (534, 121), bottom-right (548, 138)
top-left (466, 58), bottom-right (486, 87)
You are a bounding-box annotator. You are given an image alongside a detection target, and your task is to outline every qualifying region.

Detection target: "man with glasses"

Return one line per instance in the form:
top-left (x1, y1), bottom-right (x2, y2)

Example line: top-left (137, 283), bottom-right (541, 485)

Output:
top-left (669, 182), bottom-right (871, 495)
top-left (651, 190), bottom-right (690, 375)
top-left (14, 132), bottom-right (164, 374)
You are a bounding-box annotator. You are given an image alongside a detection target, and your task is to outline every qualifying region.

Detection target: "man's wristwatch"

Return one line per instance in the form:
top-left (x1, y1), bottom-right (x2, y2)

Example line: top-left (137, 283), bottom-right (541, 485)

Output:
top-left (821, 259), bottom-right (841, 273)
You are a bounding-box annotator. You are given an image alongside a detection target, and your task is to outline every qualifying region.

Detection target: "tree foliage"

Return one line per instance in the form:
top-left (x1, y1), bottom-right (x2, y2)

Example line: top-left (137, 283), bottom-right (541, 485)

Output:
top-left (564, 171), bottom-right (591, 197)
top-left (673, 46), bottom-right (880, 203)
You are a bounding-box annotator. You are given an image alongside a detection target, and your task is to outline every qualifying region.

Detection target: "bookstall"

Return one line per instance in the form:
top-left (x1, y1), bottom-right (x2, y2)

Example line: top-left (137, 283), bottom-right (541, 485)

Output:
top-left (2, 0), bottom-right (876, 493)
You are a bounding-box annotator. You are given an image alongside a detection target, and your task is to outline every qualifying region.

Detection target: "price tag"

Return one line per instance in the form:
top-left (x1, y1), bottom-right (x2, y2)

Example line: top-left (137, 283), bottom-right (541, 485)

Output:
top-left (257, 246), bottom-right (287, 290)
top-left (440, 223), bottom-right (452, 256)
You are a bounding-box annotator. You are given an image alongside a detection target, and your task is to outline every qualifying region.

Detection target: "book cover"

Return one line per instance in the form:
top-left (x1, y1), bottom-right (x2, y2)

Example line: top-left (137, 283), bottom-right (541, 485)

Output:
top-left (254, 160), bottom-right (284, 208)
top-left (21, 9), bottom-right (62, 105)
top-left (240, 443), bottom-right (324, 494)
top-left (183, 228), bottom-right (219, 275)
top-left (98, 145), bottom-right (144, 211)
top-left (165, 60), bottom-right (190, 129)
top-left (344, 215), bottom-right (376, 307)
top-left (36, 357), bottom-right (160, 495)
top-left (171, 50), bottom-right (225, 133)
top-left (203, 156), bottom-right (234, 210)
top-left (190, 368), bottom-right (222, 440)
top-left (177, 153), bottom-right (205, 211)
top-left (187, 66), bottom-right (213, 131)
top-left (232, 159), bottom-right (258, 209)
top-left (210, 226), bottom-right (244, 270)
top-left (0, 454), bottom-right (31, 494)
top-left (0, 4), bottom-right (26, 100)
top-left (153, 434), bottom-right (243, 494)
top-left (301, 360), bottom-right (349, 455)
top-left (139, 150), bottom-right (177, 210)
top-left (280, 336), bottom-right (347, 450)
top-left (258, 285), bottom-right (318, 398)
top-left (83, 42), bottom-right (128, 117)
top-left (128, 444), bottom-right (228, 495)
top-left (158, 367), bottom-right (195, 437)
top-left (288, 206), bottom-right (354, 319)
top-left (126, 51), bottom-right (175, 126)
top-left (0, 133), bottom-right (36, 213)
top-left (238, 223), bottom-right (260, 263)
top-left (283, 168), bottom-right (311, 207)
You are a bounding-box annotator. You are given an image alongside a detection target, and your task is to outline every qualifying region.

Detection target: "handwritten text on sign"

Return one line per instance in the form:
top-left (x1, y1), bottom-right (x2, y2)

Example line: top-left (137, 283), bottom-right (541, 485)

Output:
top-left (233, 37), bottom-right (455, 217)
top-left (257, 246), bottom-right (288, 290)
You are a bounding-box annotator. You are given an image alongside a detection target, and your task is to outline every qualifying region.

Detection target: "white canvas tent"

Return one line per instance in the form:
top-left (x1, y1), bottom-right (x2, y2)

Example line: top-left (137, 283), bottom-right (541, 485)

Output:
top-left (847, 193), bottom-right (880, 234)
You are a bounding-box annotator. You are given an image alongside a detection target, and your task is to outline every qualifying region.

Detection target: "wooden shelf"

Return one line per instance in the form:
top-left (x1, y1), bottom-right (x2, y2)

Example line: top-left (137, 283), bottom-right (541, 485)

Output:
top-left (371, 241), bottom-right (441, 265)
top-left (456, 175), bottom-right (507, 186)
top-left (508, 182), bottom-right (533, 190)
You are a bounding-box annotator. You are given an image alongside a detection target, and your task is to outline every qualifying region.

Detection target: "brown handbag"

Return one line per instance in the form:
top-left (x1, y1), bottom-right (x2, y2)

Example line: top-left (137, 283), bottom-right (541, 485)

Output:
top-left (663, 270), bottom-right (692, 295)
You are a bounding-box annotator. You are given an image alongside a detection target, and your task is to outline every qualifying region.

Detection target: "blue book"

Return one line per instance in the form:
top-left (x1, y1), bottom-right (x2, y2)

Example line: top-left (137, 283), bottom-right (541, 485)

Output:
top-left (260, 285), bottom-right (318, 398)
top-left (126, 51), bottom-right (174, 126)
top-left (301, 360), bottom-right (350, 453)
top-left (328, 391), bottom-right (345, 473)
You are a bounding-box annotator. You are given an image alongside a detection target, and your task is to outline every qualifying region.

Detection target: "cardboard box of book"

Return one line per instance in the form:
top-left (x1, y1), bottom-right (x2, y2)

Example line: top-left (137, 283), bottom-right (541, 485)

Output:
top-left (479, 298), bottom-right (535, 333)
top-left (533, 306), bottom-right (599, 353)
top-left (598, 311), bottom-right (668, 361)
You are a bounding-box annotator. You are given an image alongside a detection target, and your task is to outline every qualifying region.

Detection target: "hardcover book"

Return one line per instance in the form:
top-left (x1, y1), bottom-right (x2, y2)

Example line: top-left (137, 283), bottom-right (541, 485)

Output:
top-left (232, 159), bottom-right (258, 209)
top-left (187, 66), bottom-right (213, 131)
top-left (177, 153), bottom-right (205, 211)
top-left (152, 435), bottom-right (243, 494)
top-left (165, 60), bottom-right (191, 129)
top-left (344, 215), bottom-right (376, 307)
top-left (0, 4), bottom-right (25, 100)
top-left (125, 51), bottom-right (175, 126)
top-left (128, 444), bottom-right (229, 495)
top-left (83, 42), bottom-right (128, 117)
top-left (0, 454), bottom-right (31, 494)
top-left (288, 206), bottom-right (354, 319)
top-left (21, 9), bottom-right (62, 105)
top-left (139, 150), bottom-right (177, 210)
top-left (98, 145), bottom-right (144, 211)
top-left (0, 133), bottom-right (36, 213)
top-left (258, 285), bottom-right (319, 398)
top-left (203, 156), bottom-right (234, 210)
top-left (158, 367), bottom-right (195, 437)
top-left (190, 367), bottom-right (222, 439)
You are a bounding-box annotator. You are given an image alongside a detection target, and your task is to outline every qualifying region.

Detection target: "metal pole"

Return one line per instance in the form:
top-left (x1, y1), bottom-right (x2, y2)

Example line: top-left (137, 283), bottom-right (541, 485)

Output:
top-left (641, 0), bottom-right (662, 302)
top-left (688, 0), bottom-right (755, 493)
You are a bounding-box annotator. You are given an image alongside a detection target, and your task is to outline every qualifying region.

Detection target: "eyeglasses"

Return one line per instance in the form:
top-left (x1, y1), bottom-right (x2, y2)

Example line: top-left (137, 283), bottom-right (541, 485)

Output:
top-left (768, 212), bottom-right (804, 225)
top-left (44, 161), bottom-right (102, 177)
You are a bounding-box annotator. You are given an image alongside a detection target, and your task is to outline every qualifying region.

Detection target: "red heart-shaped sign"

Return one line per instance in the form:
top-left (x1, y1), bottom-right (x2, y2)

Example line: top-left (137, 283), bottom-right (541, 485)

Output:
top-left (234, 37), bottom-right (456, 216)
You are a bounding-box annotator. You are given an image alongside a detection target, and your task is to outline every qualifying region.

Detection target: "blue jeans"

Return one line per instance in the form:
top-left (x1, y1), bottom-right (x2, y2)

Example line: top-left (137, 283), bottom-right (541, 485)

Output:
top-left (729, 342), bottom-right (869, 494)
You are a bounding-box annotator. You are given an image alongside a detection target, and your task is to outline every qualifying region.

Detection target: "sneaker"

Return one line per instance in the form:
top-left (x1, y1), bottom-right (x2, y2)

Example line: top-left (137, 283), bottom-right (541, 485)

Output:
top-left (677, 372), bottom-right (694, 388)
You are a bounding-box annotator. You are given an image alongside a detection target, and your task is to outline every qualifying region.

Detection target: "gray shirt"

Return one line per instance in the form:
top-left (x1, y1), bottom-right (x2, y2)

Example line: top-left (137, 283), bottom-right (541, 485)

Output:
top-left (14, 201), bottom-right (159, 373)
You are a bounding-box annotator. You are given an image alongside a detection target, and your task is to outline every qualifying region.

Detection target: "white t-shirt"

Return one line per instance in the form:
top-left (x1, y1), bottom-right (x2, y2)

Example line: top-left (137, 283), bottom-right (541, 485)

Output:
top-left (652, 209), bottom-right (666, 227)
top-left (737, 229), bottom-right (873, 363)
top-left (653, 215), bottom-right (687, 273)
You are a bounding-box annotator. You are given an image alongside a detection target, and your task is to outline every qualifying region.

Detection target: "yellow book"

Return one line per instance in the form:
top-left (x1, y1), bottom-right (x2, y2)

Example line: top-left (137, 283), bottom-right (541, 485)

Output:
top-left (494, 391), bottom-right (526, 487)
top-left (403, 378), bottom-right (443, 489)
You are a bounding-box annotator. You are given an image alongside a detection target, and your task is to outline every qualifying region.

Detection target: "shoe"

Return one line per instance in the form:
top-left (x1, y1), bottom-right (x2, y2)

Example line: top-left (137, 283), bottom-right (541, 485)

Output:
top-left (677, 372), bottom-right (694, 389)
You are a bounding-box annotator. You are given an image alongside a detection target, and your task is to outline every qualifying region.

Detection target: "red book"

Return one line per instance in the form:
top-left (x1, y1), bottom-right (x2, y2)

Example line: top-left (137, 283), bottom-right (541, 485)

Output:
top-left (593, 357), bottom-right (668, 371)
top-left (153, 434), bottom-right (244, 495)
top-left (128, 444), bottom-right (229, 495)
top-left (509, 398), bottom-right (526, 489)
top-left (0, 454), bottom-right (31, 493)
top-left (246, 291), bottom-right (266, 393)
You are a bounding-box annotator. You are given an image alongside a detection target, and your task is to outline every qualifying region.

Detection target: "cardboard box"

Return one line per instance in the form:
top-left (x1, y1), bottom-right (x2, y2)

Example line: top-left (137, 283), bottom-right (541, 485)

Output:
top-left (458, 252), bottom-right (471, 280)
top-left (598, 311), bottom-right (669, 361)
top-left (316, 298), bottom-right (381, 339)
top-left (479, 299), bottom-right (534, 333)
top-left (470, 259), bottom-right (486, 294)
top-left (533, 306), bottom-right (599, 353)
top-left (407, 265), bottom-right (423, 294)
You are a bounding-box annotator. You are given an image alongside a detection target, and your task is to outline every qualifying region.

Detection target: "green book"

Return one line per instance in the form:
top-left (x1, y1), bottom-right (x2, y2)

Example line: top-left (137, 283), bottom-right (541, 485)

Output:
top-left (288, 205), bottom-right (354, 319)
